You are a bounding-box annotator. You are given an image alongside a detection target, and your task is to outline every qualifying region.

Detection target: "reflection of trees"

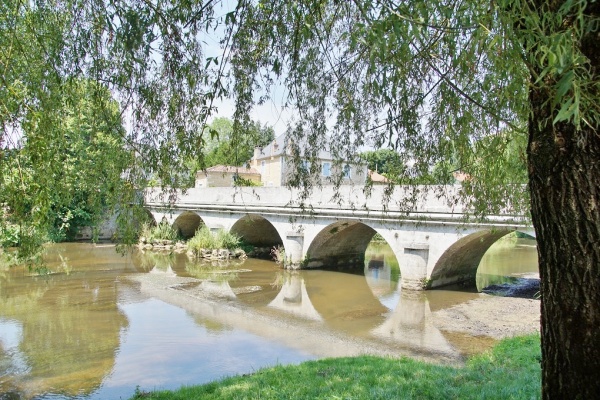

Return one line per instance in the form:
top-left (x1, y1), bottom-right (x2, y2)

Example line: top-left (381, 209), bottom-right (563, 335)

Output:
top-left (476, 274), bottom-right (517, 291)
top-left (478, 238), bottom-right (538, 273)
top-left (0, 268), bottom-right (128, 397)
top-left (135, 250), bottom-right (177, 272)
top-left (476, 236), bottom-right (538, 291)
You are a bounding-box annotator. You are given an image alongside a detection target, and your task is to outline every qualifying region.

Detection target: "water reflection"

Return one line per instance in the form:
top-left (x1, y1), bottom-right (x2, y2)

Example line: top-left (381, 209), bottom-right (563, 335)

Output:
top-left (0, 239), bottom-right (539, 399)
top-left (364, 242), bottom-right (401, 309)
top-left (267, 272), bottom-right (322, 321)
top-left (0, 244), bottom-right (128, 399)
top-left (370, 291), bottom-right (456, 357)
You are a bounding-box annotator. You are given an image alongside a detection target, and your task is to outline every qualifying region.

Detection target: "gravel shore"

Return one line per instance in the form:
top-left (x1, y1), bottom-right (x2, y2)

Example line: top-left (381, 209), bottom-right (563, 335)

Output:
top-left (433, 294), bottom-right (540, 339)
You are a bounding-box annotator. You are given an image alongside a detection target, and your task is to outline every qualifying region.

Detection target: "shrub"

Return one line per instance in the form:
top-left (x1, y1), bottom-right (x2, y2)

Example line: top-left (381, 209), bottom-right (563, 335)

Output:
top-left (139, 221), bottom-right (178, 242)
top-left (370, 233), bottom-right (386, 243)
top-left (214, 229), bottom-right (241, 250)
top-left (153, 222), bottom-right (179, 241)
top-left (139, 222), bottom-right (154, 240)
top-left (234, 177), bottom-right (261, 187)
top-left (0, 223), bottom-right (20, 247)
top-left (271, 245), bottom-right (286, 265)
top-left (238, 240), bottom-right (255, 254)
top-left (187, 226), bottom-right (241, 252)
top-left (187, 226), bottom-right (217, 251)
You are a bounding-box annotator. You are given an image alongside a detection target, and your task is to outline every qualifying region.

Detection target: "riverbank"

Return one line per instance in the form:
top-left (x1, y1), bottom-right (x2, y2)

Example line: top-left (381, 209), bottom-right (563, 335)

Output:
top-left (433, 293), bottom-right (540, 339)
top-left (131, 335), bottom-right (541, 399)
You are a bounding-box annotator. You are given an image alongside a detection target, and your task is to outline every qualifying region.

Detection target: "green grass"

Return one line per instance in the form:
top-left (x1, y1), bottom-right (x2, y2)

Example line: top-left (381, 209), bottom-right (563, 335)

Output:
top-left (187, 226), bottom-right (241, 252)
top-left (140, 222), bottom-right (179, 242)
top-left (131, 335), bottom-right (541, 400)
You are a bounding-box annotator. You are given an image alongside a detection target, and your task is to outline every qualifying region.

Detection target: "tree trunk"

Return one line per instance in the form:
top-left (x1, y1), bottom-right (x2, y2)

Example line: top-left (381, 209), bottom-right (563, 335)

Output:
top-left (527, 5), bottom-right (600, 395)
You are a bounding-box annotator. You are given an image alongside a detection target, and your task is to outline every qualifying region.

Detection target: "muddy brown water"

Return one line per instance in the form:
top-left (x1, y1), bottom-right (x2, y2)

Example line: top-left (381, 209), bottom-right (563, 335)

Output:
top-left (0, 237), bottom-right (538, 399)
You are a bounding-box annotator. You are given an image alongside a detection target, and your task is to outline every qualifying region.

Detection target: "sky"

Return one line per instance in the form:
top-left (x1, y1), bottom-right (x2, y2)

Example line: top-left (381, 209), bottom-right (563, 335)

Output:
top-left (210, 88), bottom-right (294, 135)
top-left (202, 0), bottom-right (294, 135)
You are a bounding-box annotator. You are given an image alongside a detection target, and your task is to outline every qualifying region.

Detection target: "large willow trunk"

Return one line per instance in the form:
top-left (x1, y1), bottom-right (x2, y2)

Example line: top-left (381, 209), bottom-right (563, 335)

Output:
top-left (527, 8), bottom-right (600, 394)
top-left (529, 116), bottom-right (600, 399)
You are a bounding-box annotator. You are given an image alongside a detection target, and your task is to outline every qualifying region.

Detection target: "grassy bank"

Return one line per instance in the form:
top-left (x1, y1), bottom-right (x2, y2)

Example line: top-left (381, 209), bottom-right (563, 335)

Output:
top-left (132, 335), bottom-right (541, 400)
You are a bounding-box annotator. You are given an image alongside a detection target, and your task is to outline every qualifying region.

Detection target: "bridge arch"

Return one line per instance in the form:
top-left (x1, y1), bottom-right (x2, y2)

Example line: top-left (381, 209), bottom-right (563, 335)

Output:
top-left (305, 220), bottom-right (377, 270)
top-left (230, 214), bottom-right (284, 248)
top-left (303, 269), bottom-right (388, 329)
top-left (143, 208), bottom-right (158, 226)
top-left (428, 228), bottom-right (535, 288)
top-left (172, 211), bottom-right (204, 239)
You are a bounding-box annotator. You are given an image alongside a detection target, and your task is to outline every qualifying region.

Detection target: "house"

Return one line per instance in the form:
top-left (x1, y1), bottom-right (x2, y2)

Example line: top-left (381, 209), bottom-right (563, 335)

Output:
top-left (249, 133), bottom-right (367, 187)
top-left (195, 165), bottom-right (261, 187)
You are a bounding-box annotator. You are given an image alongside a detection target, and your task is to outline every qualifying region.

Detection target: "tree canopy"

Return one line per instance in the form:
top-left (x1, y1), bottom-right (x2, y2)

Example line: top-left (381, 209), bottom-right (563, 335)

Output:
top-left (204, 118), bottom-right (275, 167)
top-left (1, 0), bottom-right (599, 397)
top-left (1, 0), bottom-right (535, 231)
top-left (1, 78), bottom-right (130, 255)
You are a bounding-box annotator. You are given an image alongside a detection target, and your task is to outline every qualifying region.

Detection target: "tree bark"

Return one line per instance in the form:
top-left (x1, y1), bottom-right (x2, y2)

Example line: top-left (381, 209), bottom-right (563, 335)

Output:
top-left (527, 3), bottom-right (600, 396)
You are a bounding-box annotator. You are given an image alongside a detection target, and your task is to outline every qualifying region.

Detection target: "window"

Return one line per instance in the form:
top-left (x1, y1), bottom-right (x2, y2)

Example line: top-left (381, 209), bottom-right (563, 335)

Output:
top-left (322, 162), bottom-right (331, 177)
top-left (261, 160), bottom-right (266, 175)
top-left (301, 160), bottom-right (310, 171)
top-left (343, 164), bottom-right (351, 179)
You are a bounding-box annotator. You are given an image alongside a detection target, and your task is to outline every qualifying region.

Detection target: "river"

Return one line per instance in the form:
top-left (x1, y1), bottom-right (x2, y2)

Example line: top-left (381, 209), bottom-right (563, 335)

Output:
top-left (0, 236), bottom-right (538, 399)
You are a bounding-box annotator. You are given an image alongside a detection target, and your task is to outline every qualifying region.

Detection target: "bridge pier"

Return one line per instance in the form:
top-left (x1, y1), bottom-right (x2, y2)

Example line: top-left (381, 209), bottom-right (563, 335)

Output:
top-left (396, 245), bottom-right (429, 290)
top-left (283, 232), bottom-right (304, 268)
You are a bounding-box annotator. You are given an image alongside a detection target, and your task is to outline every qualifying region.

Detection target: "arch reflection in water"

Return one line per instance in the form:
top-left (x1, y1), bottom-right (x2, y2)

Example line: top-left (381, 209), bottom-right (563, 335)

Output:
top-left (268, 271), bottom-right (322, 321)
top-left (370, 290), bottom-right (457, 358)
top-left (134, 239), bottom-right (460, 360)
top-left (260, 253), bottom-right (460, 360)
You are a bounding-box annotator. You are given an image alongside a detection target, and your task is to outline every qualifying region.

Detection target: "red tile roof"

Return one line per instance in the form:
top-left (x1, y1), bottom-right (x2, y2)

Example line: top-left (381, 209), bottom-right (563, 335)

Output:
top-left (368, 169), bottom-right (390, 183)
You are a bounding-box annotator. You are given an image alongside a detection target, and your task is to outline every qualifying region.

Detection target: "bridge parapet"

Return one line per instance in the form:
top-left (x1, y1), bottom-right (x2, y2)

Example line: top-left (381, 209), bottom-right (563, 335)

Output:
top-left (146, 185), bottom-right (462, 211)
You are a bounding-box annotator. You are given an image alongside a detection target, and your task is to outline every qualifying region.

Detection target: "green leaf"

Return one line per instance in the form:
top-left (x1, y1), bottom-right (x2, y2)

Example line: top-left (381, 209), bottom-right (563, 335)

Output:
top-left (553, 97), bottom-right (575, 125)
top-left (554, 70), bottom-right (574, 101)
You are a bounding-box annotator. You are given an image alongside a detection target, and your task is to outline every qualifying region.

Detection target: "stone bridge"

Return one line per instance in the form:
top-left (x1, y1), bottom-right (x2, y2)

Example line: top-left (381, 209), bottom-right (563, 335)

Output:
top-left (144, 185), bottom-right (534, 290)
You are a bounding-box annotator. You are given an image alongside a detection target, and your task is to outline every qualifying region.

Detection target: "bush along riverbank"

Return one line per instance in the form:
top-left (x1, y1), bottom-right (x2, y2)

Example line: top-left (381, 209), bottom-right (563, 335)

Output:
top-left (186, 226), bottom-right (247, 260)
top-left (138, 223), bottom-right (251, 261)
top-left (131, 335), bottom-right (541, 400)
top-left (137, 222), bottom-right (186, 251)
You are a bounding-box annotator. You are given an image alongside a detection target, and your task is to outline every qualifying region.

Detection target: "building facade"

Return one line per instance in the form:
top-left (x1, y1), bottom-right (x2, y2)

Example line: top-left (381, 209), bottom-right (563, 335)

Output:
top-left (195, 165), bottom-right (261, 187)
top-left (250, 134), bottom-right (367, 187)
